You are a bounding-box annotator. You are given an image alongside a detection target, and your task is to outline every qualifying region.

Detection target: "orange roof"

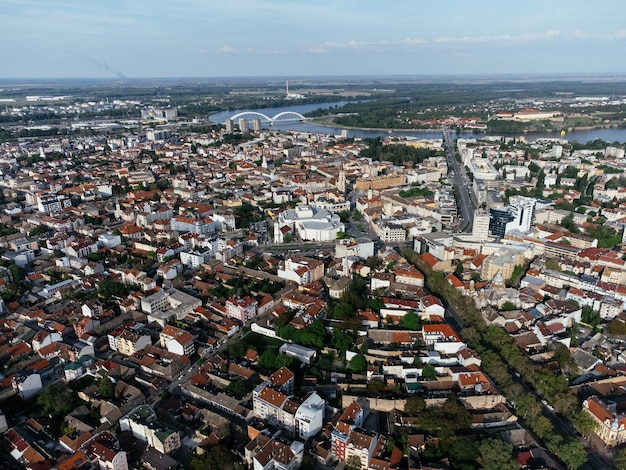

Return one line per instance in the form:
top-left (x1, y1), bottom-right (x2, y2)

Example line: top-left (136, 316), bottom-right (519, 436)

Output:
top-left (269, 367), bottom-right (294, 387)
top-left (257, 386), bottom-right (287, 408)
top-left (445, 273), bottom-right (464, 288)
top-left (422, 323), bottom-right (461, 342)
top-left (421, 252), bottom-right (439, 268)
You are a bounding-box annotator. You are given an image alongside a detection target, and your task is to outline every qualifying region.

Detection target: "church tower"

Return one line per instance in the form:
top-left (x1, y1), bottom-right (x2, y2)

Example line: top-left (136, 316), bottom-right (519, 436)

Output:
top-left (337, 169), bottom-right (346, 193)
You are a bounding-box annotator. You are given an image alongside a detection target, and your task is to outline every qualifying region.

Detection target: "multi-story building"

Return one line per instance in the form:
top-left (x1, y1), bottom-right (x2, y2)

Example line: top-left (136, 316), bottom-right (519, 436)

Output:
top-left (140, 287), bottom-right (202, 326)
top-left (273, 206), bottom-right (344, 243)
top-left (489, 196), bottom-right (537, 238)
top-left (472, 209), bottom-right (491, 241)
top-left (293, 393), bottom-right (325, 441)
top-left (345, 428), bottom-right (378, 470)
top-left (120, 405), bottom-right (180, 455)
top-left (252, 385), bottom-right (325, 441)
top-left (170, 215), bottom-right (215, 235)
top-left (83, 431), bottom-right (129, 470)
top-left (29, 191), bottom-right (72, 214)
top-left (109, 327), bottom-right (151, 356)
top-left (268, 367), bottom-right (295, 395)
top-left (331, 401), bottom-right (364, 461)
top-left (66, 237), bottom-right (99, 258)
top-left (393, 267), bottom-right (425, 287)
top-left (159, 325), bottom-right (195, 357)
top-left (225, 296), bottom-right (258, 323)
top-left (277, 256), bottom-right (325, 286)
top-left (245, 434), bottom-right (304, 470)
top-left (179, 250), bottom-right (212, 268)
top-left (132, 345), bottom-right (188, 381)
top-left (378, 223), bottom-right (406, 242)
top-left (11, 372), bottom-right (43, 399)
top-left (583, 396), bottom-right (626, 446)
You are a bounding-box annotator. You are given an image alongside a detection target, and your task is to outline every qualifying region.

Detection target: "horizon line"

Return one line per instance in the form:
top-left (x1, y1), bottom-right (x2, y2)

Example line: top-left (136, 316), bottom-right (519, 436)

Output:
top-left (3, 72), bottom-right (626, 82)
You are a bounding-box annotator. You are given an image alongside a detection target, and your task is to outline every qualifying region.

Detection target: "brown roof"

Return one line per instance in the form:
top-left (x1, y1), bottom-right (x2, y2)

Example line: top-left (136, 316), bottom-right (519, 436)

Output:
top-left (257, 386), bottom-right (287, 408)
top-left (269, 367), bottom-right (294, 388)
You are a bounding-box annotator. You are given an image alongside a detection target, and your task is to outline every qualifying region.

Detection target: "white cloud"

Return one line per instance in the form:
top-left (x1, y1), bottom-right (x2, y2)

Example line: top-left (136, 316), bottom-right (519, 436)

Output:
top-left (221, 45), bottom-right (238, 53)
top-left (309, 28), bottom-right (626, 54)
top-left (570, 30), bottom-right (626, 41)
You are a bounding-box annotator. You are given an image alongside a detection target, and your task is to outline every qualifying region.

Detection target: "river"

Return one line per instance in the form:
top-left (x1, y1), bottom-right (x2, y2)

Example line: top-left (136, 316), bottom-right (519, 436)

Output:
top-left (209, 101), bottom-right (626, 143)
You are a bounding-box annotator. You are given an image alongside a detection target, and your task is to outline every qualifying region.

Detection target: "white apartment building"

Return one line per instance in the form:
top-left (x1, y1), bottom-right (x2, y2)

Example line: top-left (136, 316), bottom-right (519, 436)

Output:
top-left (225, 296), bottom-right (258, 323)
top-left (294, 392), bottom-right (325, 440)
top-left (170, 215), bottom-right (215, 235)
top-left (277, 257), bottom-right (324, 286)
top-left (253, 385), bottom-right (325, 441)
top-left (159, 325), bottom-right (195, 357)
top-left (179, 250), bottom-right (211, 268)
top-left (120, 405), bottom-right (180, 455)
top-left (378, 223), bottom-right (406, 242)
top-left (83, 431), bottom-right (129, 470)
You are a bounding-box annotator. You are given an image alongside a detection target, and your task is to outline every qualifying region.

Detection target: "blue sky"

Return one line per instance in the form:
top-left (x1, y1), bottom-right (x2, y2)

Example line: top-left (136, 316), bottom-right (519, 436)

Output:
top-left (3, 0), bottom-right (626, 78)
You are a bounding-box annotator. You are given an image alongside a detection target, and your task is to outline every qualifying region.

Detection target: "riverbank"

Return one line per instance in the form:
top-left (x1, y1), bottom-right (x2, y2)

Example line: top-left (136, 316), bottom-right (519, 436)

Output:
top-left (310, 117), bottom-right (440, 134)
top-left (209, 101), bottom-right (626, 143)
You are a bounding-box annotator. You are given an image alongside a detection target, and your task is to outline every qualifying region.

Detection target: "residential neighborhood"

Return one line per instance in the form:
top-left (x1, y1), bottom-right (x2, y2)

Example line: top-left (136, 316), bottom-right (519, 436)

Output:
top-left (4, 81), bottom-right (626, 470)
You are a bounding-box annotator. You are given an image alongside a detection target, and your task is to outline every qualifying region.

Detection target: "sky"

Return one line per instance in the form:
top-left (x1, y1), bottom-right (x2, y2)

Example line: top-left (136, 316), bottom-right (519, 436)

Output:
top-left (2, 0), bottom-right (626, 79)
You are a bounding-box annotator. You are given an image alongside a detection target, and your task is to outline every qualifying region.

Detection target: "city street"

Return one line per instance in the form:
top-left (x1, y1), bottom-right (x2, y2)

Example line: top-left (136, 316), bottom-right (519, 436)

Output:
top-left (442, 125), bottom-right (477, 233)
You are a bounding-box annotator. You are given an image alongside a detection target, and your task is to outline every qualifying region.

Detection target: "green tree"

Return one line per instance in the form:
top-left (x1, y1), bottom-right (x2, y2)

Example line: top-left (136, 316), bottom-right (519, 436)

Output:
top-left (37, 383), bottom-right (75, 416)
top-left (581, 305), bottom-right (601, 327)
top-left (97, 278), bottom-right (129, 298)
top-left (553, 342), bottom-right (575, 372)
top-left (226, 340), bottom-right (247, 360)
top-left (476, 438), bottom-right (517, 470)
top-left (259, 349), bottom-right (287, 370)
top-left (445, 436), bottom-right (479, 469)
top-left (188, 444), bottom-right (240, 470)
top-left (97, 377), bottom-right (115, 399)
top-left (400, 310), bottom-right (420, 330)
top-left (572, 410), bottom-right (598, 437)
top-left (333, 301), bottom-right (355, 320)
top-left (367, 379), bottom-right (386, 396)
top-left (345, 455), bottom-right (363, 470)
top-left (545, 258), bottom-right (561, 271)
top-left (330, 329), bottom-right (354, 352)
top-left (558, 439), bottom-right (587, 469)
top-left (348, 354), bottom-right (367, 374)
top-left (560, 213), bottom-right (580, 234)
top-left (7, 263), bottom-right (25, 283)
top-left (227, 379), bottom-right (249, 398)
top-left (404, 395), bottom-right (426, 416)
top-left (29, 225), bottom-right (50, 237)
top-left (422, 363), bottom-right (437, 379)
top-left (87, 252), bottom-right (103, 262)
top-left (607, 319), bottom-right (626, 335)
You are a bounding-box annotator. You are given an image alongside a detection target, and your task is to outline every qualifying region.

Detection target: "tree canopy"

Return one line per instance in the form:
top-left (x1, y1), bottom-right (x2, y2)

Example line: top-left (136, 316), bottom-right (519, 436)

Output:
top-left (37, 383), bottom-right (75, 416)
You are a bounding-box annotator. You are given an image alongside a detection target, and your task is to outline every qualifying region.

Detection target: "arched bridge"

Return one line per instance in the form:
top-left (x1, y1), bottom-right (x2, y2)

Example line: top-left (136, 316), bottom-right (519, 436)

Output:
top-left (227, 111), bottom-right (308, 125)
